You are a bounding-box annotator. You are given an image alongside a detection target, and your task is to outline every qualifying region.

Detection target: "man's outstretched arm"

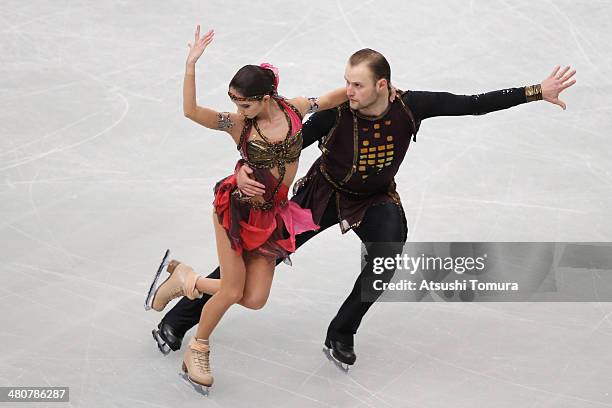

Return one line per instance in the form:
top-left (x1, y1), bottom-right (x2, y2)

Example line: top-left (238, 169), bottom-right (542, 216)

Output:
top-left (405, 65), bottom-right (576, 120)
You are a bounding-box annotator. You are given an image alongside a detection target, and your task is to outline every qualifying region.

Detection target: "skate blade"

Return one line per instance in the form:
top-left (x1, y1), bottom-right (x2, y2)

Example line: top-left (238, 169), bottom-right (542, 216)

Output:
top-left (151, 329), bottom-right (171, 355)
top-left (322, 347), bottom-right (350, 373)
top-left (144, 249), bottom-right (171, 311)
top-left (179, 372), bottom-right (210, 396)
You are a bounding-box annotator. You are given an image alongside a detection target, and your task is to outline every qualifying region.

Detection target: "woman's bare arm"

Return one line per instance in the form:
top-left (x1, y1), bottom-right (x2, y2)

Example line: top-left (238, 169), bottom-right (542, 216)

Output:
top-left (289, 87), bottom-right (347, 117)
top-left (183, 25), bottom-right (243, 143)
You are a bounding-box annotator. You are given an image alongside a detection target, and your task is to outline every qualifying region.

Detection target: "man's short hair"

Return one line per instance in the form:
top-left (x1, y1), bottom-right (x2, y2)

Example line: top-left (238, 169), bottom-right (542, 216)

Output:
top-left (348, 48), bottom-right (391, 84)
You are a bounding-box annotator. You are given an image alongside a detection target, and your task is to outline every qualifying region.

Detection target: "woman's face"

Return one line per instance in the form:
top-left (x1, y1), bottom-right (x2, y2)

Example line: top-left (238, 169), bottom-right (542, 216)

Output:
top-left (229, 88), bottom-right (265, 119)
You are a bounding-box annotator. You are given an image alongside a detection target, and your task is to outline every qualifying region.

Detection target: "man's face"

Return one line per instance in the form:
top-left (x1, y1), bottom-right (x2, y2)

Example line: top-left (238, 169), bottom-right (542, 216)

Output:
top-left (344, 62), bottom-right (382, 111)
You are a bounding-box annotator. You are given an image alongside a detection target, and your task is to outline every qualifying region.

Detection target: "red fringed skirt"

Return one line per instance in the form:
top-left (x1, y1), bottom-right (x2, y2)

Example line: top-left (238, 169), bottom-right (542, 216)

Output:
top-left (213, 168), bottom-right (319, 260)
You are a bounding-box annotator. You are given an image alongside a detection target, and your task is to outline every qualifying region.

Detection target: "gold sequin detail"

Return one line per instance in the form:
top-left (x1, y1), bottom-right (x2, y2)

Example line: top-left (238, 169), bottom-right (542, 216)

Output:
top-left (354, 132), bottom-right (397, 178)
top-left (525, 84), bottom-right (543, 102)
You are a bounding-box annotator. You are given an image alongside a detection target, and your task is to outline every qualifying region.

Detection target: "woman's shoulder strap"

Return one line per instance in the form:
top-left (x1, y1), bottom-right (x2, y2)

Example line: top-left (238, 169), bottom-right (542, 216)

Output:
top-left (278, 96), bottom-right (304, 122)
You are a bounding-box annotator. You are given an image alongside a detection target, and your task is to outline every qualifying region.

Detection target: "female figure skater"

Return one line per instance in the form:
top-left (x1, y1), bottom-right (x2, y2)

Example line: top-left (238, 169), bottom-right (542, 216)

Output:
top-left (144, 25), bottom-right (348, 391)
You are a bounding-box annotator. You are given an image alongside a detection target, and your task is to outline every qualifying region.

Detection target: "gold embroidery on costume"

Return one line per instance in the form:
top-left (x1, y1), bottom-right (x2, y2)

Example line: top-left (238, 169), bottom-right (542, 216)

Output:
top-left (525, 84), bottom-right (543, 102)
top-left (238, 99), bottom-right (302, 210)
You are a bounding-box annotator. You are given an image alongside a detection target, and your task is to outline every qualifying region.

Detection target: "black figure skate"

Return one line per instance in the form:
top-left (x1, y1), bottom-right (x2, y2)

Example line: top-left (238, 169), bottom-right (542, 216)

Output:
top-left (323, 337), bottom-right (356, 373)
top-left (152, 320), bottom-right (183, 355)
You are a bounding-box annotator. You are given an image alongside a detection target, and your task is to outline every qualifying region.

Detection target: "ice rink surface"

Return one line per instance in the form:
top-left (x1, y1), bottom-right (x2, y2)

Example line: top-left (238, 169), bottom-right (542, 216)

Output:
top-left (1, 0), bottom-right (612, 406)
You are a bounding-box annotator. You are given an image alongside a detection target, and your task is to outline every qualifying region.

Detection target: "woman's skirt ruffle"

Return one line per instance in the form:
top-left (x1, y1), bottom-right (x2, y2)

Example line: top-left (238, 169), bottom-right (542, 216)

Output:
top-left (213, 174), bottom-right (319, 260)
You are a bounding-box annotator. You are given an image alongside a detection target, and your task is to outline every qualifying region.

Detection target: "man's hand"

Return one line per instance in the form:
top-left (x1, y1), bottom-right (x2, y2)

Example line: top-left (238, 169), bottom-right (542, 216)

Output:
top-left (236, 164), bottom-right (265, 196)
top-left (389, 85), bottom-right (398, 102)
top-left (541, 65), bottom-right (577, 110)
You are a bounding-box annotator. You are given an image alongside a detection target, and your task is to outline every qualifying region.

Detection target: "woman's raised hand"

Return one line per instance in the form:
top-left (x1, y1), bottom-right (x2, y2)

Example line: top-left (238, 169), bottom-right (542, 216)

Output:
top-left (186, 25), bottom-right (214, 65)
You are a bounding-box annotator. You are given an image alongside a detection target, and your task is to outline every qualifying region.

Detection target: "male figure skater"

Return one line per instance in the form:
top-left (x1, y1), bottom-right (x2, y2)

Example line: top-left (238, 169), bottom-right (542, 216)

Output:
top-left (151, 48), bottom-right (576, 370)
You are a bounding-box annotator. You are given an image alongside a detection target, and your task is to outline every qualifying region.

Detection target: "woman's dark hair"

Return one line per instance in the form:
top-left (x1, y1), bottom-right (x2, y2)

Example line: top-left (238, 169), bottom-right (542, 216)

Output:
top-left (229, 65), bottom-right (276, 97)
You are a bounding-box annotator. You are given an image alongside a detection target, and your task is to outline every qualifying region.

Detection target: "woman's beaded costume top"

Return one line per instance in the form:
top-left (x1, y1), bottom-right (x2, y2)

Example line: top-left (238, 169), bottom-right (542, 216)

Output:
top-left (213, 95), bottom-right (318, 260)
top-left (235, 97), bottom-right (303, 209)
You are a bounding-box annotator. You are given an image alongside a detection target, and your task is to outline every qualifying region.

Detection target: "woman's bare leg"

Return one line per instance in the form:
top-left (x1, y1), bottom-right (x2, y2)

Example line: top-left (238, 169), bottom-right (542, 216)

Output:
top-left (239, 254), bottom-right (275, 310)
top-left (195, 277), bottom-right (220, 296)
top-left (195, 213), bottom-right (247, 340)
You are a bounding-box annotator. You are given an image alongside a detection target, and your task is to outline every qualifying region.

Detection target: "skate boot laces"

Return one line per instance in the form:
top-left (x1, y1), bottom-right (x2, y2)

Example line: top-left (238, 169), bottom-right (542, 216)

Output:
top-left (191, 342), bottom-right (211, 374)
